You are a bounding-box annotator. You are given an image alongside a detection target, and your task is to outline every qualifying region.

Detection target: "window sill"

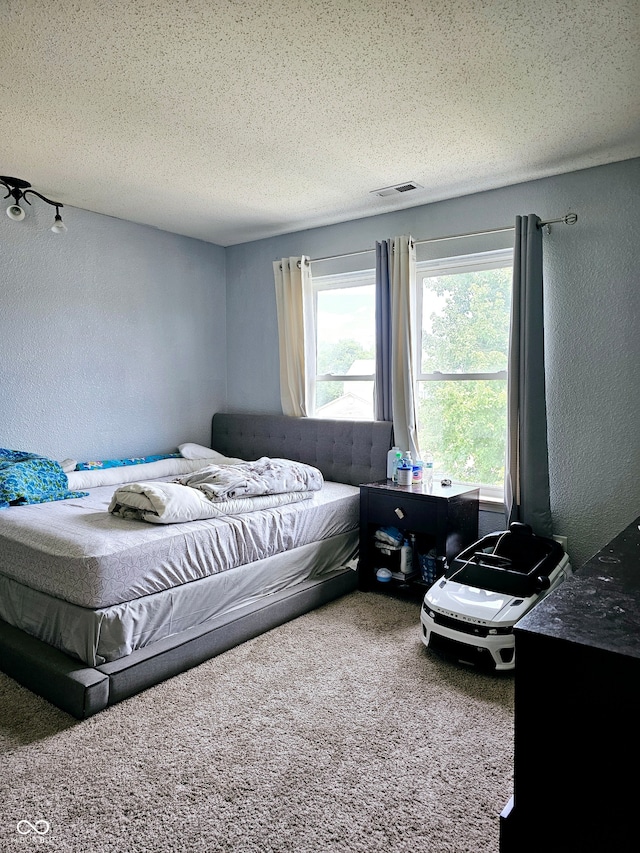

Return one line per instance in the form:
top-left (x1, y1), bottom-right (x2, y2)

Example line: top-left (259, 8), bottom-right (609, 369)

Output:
top-left (440, 479), bottom-right (504, 514)
top-left (479, 495), bottom-right (505, 514)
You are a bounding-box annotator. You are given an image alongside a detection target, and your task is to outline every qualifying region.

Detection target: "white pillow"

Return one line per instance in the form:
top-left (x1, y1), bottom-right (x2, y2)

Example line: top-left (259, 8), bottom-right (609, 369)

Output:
top-left (179, 442), bottom-right (241, 463)
top-left (60, 458), bottom-right (78, 473)
top-left (67, 456), bottom-right (236, 491)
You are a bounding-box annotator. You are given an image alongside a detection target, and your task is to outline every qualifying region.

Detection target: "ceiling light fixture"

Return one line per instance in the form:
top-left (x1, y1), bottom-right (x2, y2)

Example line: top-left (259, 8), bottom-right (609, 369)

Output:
top-left (0, 175), bottom-right (67, 234)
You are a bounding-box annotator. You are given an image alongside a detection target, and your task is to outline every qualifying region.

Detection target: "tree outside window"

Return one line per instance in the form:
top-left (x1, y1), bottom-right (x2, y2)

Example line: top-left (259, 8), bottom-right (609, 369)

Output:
top-left (310, 250), bottom-right (513, 497)
top-left (417, 251), bottom-right (512, 492)
top-left (313, 275), bottom-right (375, 419)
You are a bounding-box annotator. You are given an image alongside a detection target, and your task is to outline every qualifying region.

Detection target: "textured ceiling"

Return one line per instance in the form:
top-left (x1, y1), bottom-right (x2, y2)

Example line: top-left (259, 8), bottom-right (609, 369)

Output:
top-left (1, 1), bottom-right (638, 246)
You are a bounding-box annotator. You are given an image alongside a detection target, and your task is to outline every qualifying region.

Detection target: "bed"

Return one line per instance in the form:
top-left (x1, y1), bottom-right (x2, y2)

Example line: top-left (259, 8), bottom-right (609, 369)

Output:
top-left (0, 412), bottom-right (392, 719)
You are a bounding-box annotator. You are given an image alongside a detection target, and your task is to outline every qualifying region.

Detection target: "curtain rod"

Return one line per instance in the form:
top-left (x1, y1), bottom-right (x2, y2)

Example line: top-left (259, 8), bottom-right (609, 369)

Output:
top-left (307, 214), bottom-right (577, 265)
top-left (538, 212), bottom-right (578, 229)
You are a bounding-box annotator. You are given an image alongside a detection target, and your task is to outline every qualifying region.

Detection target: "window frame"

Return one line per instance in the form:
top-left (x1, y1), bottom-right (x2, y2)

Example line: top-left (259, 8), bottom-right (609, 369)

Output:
top-left (310, 267), bottom-right (376, 417)
top-left (415, 247), bottom-right (514, 503)
top-left (308, 247), bottom-right (513, 507)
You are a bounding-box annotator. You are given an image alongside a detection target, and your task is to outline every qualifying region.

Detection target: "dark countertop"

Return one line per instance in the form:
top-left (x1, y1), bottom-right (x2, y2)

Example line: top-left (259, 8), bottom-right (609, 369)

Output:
top-left (515, 515), bottom-right (640, 659)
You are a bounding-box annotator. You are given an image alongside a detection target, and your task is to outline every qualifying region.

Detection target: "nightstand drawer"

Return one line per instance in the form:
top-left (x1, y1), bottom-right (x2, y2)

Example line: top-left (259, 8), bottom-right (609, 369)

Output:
top-left (365, 491), bottom-right (438, 535)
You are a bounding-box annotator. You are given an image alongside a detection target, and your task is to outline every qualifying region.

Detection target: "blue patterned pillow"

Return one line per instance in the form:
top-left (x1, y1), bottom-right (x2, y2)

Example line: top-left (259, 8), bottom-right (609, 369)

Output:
top-left (0, 448), bottom-right (88, 508)
top-left (75, 453), bottom-right (181, 471)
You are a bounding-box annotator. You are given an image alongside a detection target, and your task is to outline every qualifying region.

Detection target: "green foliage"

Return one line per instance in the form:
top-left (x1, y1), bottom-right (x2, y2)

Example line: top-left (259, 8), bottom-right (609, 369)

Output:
top-left (316, 338), bottom-right (374, 408)
top-left (317, 338), bottom-right (372, 374)
top-left (418, 380), bottom-right (507, 485)
top-left (418, 266), bottom-right (511, 486)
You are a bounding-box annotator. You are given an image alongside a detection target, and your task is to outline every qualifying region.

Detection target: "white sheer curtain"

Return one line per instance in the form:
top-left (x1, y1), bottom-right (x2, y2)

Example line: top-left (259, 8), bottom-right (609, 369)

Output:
top-left (375, 236), bottom-right (420, 459)
top-left (273, 256), bottom-right (314, 417)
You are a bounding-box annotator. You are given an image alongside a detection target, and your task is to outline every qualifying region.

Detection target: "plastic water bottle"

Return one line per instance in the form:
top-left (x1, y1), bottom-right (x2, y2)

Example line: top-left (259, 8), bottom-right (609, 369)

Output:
top-left (424, 452), bottom-right (434, 488)
top-left (392, 449), bottom-right (402, 483)
top-left (387, 446), bottom-right (400, 480)
top-left (397, 451), bottom-right (413, 485)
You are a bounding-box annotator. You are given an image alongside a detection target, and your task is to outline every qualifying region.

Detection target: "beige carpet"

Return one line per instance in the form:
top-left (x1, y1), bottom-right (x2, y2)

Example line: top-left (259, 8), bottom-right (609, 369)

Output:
top-left (0, 591), bottom-right (514, 853)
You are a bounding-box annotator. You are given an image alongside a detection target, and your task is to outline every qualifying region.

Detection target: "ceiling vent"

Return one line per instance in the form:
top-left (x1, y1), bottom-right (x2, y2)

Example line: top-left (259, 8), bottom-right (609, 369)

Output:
top-left (371, 181), bottom-right (423, 197)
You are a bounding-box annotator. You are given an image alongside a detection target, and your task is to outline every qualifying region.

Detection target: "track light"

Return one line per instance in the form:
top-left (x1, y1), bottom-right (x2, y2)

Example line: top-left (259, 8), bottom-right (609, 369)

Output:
top-left (6, 203), bottom-right (25, 221)
top-left (0, 175), bottom-right (67, 234)
top-left (51, 209), bottom-right (67, 234)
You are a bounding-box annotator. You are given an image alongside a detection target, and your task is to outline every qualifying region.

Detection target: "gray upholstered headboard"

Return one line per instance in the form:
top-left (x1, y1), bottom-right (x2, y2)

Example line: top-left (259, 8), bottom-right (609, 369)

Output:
top-left (211, 412), bottom-right (392, 487)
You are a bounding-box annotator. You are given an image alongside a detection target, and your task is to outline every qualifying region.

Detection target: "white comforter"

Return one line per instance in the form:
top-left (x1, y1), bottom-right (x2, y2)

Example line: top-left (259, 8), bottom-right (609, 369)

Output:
top-left (108, 481), bottom-right (315, 524)
top-left (109, 457), bottom-right (324, 524)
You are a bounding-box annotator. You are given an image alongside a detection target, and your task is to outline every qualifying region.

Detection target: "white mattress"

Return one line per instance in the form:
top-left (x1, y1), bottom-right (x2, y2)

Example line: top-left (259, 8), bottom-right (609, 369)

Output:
top-left (0, 532), bottom-right (358, 665)
top-left (0, 479), bottom-right (359, 609)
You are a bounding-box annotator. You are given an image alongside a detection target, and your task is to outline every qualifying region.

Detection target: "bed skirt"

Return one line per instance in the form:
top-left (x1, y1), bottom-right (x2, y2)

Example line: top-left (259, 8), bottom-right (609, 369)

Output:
top-left (0, 530), bottom-right (358, 666)
top-left (0, 565), bottom-right (357, 719)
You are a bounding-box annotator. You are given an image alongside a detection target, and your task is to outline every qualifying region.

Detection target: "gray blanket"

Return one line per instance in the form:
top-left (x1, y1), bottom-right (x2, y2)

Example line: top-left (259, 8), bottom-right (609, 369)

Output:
top-left (173, 457), bottom-right (323, 501)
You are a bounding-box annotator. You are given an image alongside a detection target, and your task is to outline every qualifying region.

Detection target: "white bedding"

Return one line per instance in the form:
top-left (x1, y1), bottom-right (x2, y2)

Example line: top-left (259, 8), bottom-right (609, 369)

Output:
top-left (66, 455), bottom-right (236, 491)
top-left (108, 480), bottom-right (315, 524)
top-left (0, 477), bottom-right (360, 609)
top-left (108, 457), bottom-right (324, 524)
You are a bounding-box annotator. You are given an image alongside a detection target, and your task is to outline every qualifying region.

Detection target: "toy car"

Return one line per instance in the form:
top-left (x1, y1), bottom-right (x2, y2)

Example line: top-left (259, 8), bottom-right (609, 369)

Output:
top-left (420, 522), bottom-right (571, 671)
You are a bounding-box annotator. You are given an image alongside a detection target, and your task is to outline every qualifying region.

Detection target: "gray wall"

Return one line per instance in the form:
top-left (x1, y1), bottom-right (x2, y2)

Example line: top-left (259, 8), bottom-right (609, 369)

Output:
top-left (225, 159), bottom-right (640, 567)
top-left (1, 160), bottom-right (638, 568)
top-left (0, 205), bottom-right (227, 460)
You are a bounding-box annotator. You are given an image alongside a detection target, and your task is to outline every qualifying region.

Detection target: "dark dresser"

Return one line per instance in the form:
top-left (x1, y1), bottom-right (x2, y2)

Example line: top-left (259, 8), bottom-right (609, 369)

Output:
top-left (500, 515), bottom-right (640, 853)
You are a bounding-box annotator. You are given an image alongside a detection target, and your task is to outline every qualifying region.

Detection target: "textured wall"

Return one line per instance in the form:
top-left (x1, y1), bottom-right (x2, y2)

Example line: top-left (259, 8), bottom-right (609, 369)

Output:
top-left (225, 159), bottom-right (640, 567)
top-left (1, 161), bottom-right (637, 568)
top-left (0, 206), bottom-right (226, 461)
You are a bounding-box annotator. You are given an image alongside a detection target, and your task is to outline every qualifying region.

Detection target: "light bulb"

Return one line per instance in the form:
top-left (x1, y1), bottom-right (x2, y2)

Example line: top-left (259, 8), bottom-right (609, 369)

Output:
top-left (7, 203), bottom-right (25, 221)
top-left (51, 214), bottom-right (67, 234)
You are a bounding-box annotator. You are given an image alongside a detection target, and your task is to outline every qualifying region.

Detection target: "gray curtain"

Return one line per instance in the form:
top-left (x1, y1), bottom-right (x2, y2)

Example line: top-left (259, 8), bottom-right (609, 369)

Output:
top-left (374, 241), bottom-right (392, 421)
top-left (374, 236), bottom-right (419, 459)
top-left (505, 215), bottom-right (553, 536)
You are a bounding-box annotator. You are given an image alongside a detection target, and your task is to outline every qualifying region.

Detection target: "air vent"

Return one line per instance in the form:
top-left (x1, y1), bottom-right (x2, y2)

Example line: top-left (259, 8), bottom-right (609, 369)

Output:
top-left (371, 181), bottom-right (423, 197)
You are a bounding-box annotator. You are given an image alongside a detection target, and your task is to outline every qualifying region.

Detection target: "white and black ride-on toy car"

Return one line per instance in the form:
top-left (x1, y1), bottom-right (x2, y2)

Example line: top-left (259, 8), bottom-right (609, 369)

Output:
top-left (420, 522), bottom-right (571, 671)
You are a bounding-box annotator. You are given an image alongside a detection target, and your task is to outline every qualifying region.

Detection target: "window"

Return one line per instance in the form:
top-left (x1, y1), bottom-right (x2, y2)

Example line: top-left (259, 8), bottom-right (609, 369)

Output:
top-left (308, 245), bottom-right (513, 502)
top-left (416, 248), bottom-right (513, 499)
top-left (311, 269), bottom-right (376, 419)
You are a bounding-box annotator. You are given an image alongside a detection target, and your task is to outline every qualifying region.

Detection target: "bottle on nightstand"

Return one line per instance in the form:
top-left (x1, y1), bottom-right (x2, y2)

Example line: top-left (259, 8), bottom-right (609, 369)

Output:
top-left (387, 446), bottom-right (400, 480)
top-left (397, 452), bottom-right (413, 485)
top-left (424, 452), bottom-right (434, 489)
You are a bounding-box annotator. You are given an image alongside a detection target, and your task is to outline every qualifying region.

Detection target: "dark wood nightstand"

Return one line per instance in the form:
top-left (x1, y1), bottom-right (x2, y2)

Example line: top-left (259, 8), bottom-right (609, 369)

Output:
top-left (358, 480), bottom-right (479, 594)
